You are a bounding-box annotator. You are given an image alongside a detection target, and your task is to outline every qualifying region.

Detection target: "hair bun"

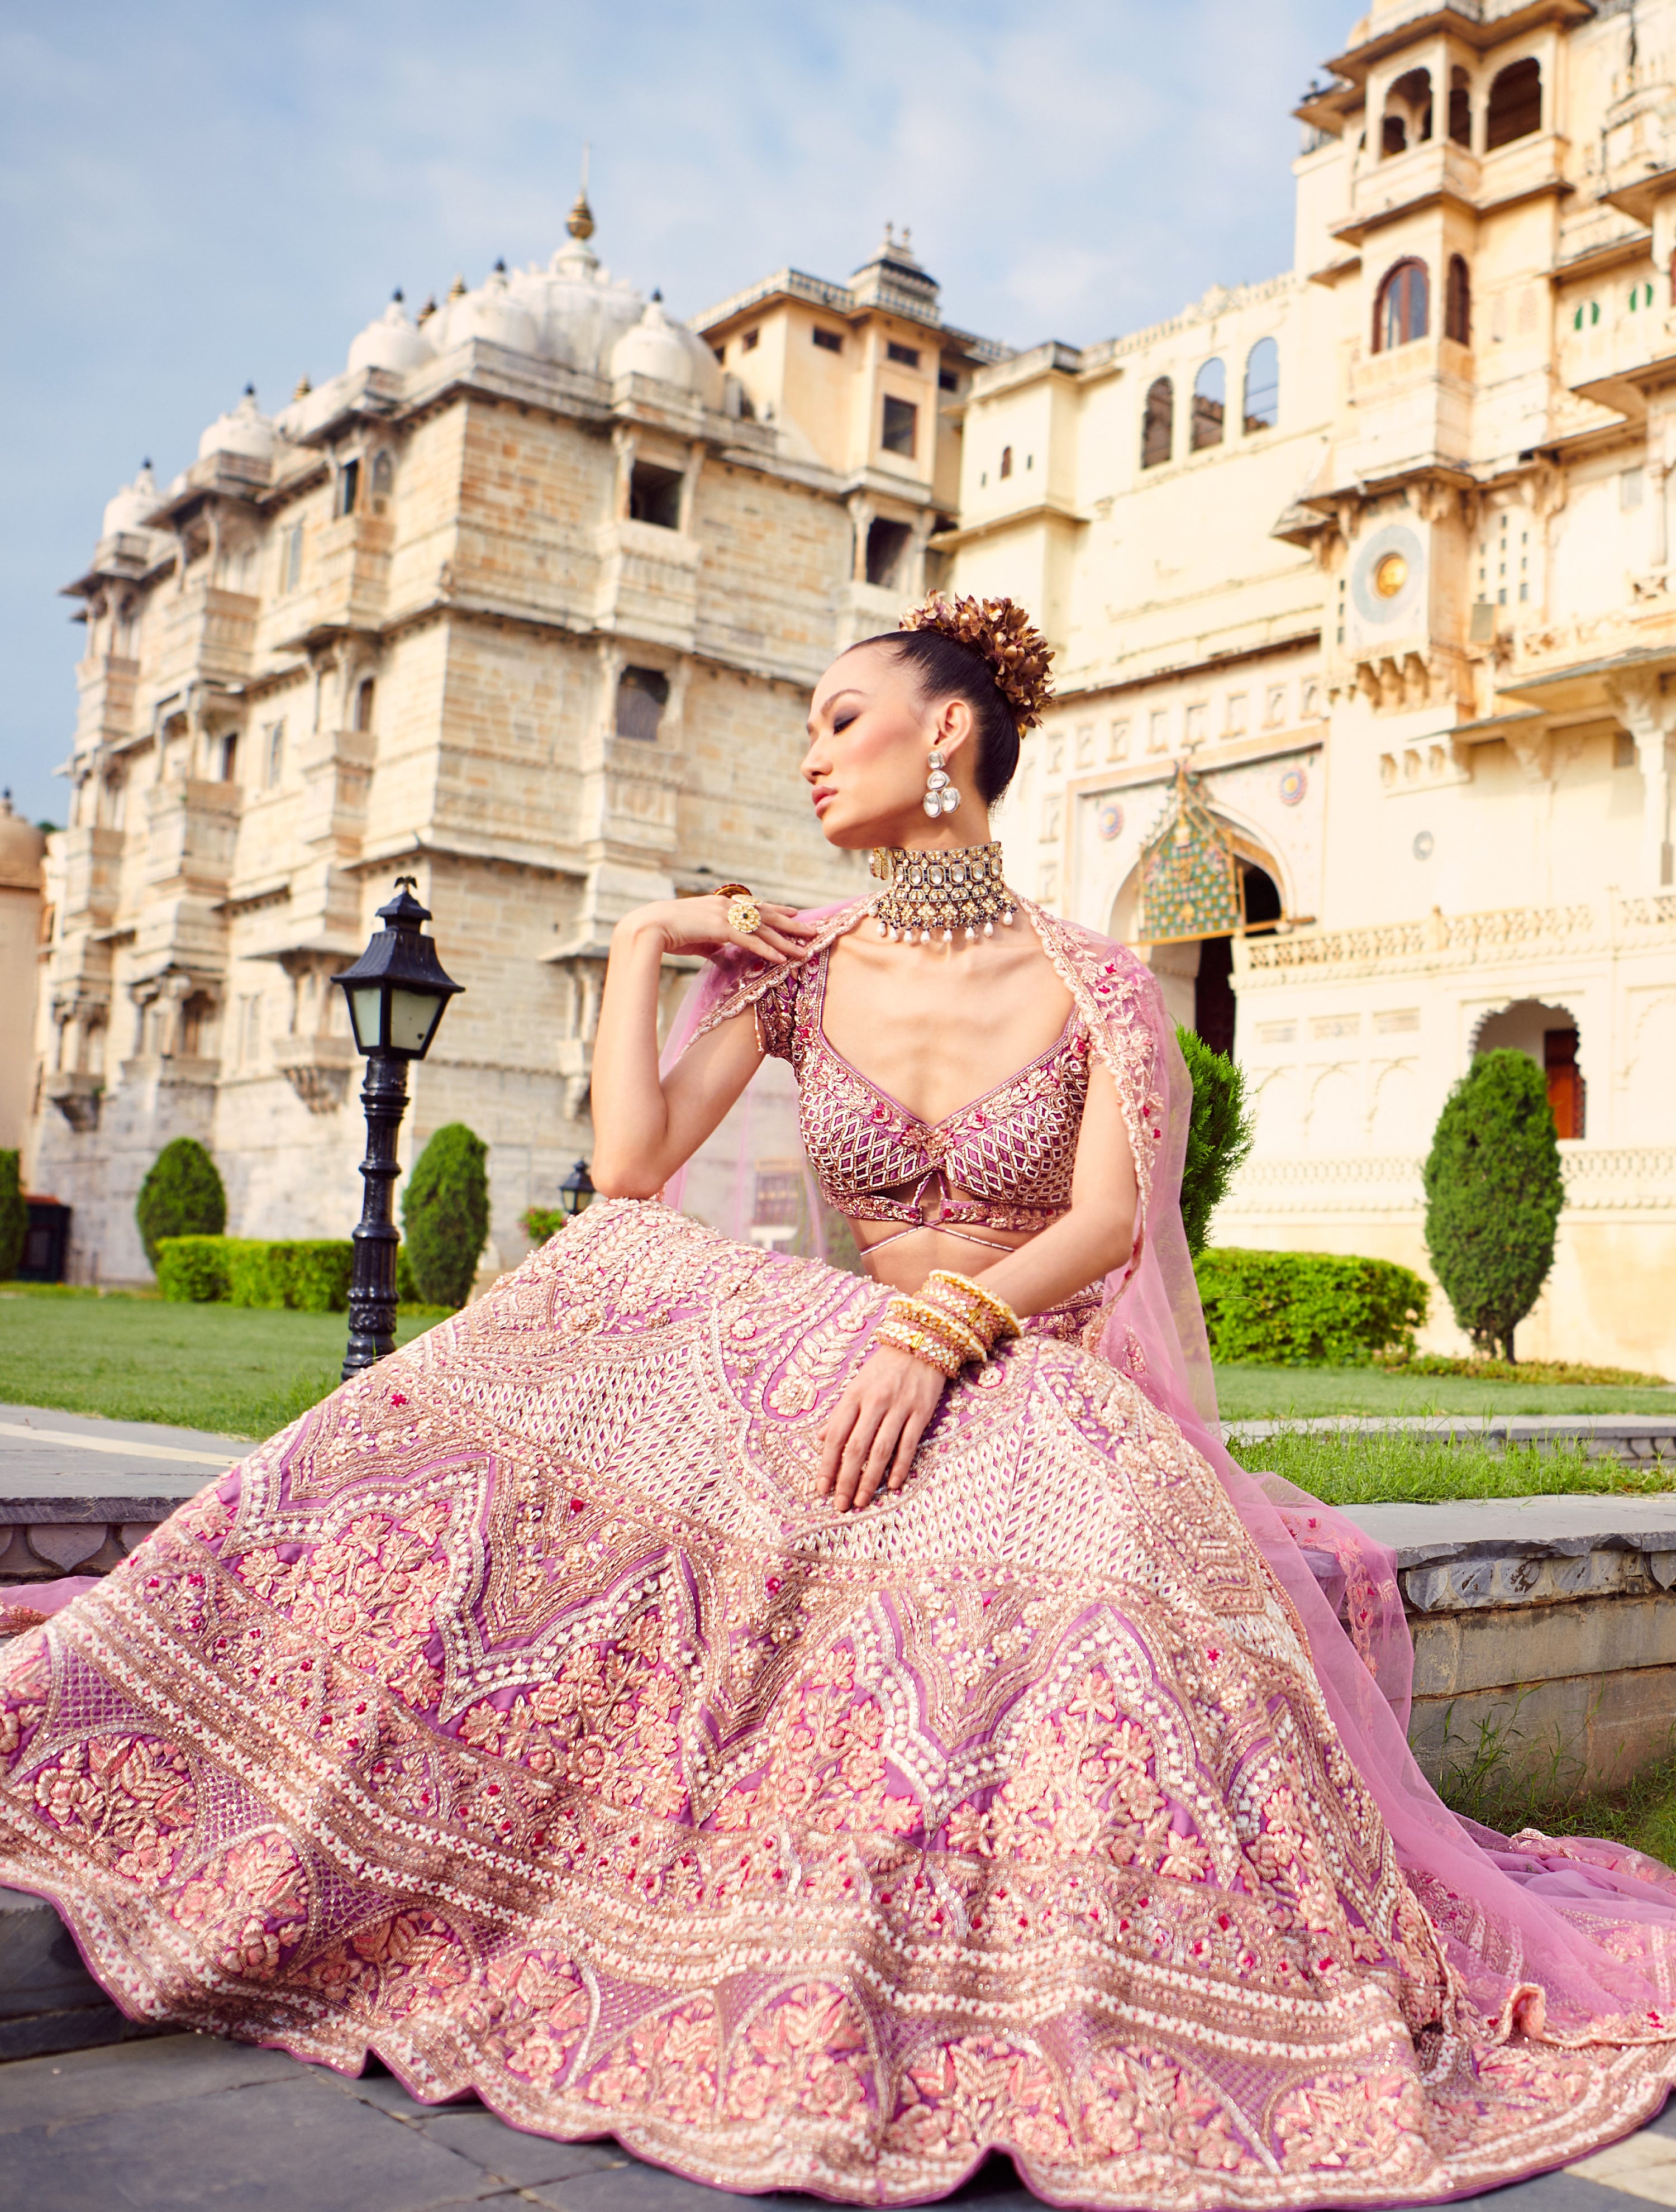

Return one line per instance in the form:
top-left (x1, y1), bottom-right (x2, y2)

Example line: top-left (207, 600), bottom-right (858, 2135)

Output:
top-left (899, 593), bottom-right (1055, 732)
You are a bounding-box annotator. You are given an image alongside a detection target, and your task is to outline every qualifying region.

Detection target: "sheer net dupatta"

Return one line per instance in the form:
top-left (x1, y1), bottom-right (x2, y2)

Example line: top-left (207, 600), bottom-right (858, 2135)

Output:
top-left (659, 903), bottom-right (865, 1268)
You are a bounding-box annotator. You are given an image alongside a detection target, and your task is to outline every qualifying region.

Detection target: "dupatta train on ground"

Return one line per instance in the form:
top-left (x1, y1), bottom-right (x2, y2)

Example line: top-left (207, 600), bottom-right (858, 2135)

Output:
top-left (2, 898), bottom-right (1676, 2207)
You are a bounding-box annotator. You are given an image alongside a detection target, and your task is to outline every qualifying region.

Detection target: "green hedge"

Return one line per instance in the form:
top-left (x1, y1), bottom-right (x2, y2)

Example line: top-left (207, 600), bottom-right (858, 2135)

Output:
top-left (521, 1207), bottom-right (565, 1246)
top-left (0, 1150), bottom-right (25, 1279)
top-left (155, 1236), bottom-right (353, 1312)
top-left (136, 1138), bottom-right (226, 1270)
top-left (1195, 1247), bottom-right (1429, 1366)
top-left (401, 1123), bottom-right (489, 1308)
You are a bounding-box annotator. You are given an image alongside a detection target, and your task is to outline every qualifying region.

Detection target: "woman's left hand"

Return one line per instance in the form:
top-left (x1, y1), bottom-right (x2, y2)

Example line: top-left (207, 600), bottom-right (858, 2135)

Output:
top-left (818, 1345), bottom-right (947, 1513)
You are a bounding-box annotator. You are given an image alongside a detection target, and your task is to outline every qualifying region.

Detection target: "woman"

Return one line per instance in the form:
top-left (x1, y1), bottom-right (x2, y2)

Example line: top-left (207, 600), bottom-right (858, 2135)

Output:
top-left (3, 595), bottom-right (1676, 2208)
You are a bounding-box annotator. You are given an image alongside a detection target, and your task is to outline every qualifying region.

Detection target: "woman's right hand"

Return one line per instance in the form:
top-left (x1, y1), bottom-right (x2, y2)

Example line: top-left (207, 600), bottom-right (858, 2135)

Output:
top-left (617, 896), bottom-right (818, 966)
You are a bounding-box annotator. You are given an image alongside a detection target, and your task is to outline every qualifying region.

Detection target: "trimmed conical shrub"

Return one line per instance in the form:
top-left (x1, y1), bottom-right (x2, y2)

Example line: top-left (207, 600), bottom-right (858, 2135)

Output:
top-left (1423, 1048), bottom-right (1565, 1361)
top-left (401, 1122), bottom-right (490, 1309)
top-left (0, 1150), bottom-right (25, 1279)
top-left (1177, 1026), bottom-right (1255, 1261)
top-left (135, 1137), bottom-right (227, 1270)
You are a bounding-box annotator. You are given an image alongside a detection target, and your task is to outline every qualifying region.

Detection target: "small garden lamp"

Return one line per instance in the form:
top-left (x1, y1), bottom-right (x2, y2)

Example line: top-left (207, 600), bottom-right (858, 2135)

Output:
top-left (333, 878), bottom-right (464, 1380)
top-left (558, 1158), bottom-right (596, 1219)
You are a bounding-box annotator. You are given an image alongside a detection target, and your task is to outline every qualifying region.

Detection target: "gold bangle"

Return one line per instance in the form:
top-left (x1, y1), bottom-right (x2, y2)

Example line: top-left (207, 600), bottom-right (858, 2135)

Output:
top-left (888, 1294), bottom-right (988, 1366)
top-left (924, 1270), bottom-right (1021, 1350)
top-left (875, 1318), bottom-right (964, 1379)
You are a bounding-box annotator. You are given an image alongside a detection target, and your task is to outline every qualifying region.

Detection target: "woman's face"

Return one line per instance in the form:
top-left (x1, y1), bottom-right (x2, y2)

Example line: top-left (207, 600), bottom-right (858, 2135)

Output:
top-left (801, 641), bottom-right (980, 851)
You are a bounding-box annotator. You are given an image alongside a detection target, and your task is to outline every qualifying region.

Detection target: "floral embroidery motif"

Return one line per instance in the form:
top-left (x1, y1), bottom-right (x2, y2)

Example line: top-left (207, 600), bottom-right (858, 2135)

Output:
top-left (1, 1199), bottom-right (1675, 2206)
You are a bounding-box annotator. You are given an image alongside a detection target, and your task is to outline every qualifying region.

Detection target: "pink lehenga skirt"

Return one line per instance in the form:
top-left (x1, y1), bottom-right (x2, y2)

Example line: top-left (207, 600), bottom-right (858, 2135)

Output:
top-left (4, 1199), bottom-right (1676, 2207)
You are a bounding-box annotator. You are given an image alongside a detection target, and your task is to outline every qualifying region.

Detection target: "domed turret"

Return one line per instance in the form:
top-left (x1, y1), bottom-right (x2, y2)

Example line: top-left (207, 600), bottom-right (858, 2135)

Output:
top-left (0, 791), bottom-right (46, 893)
top-left (430, 265), bottom-right (539, 356)
top-left (347, 293), bottom-right (435, 376)
top-left (609, 294), bottom-right (725, 407)
top-left (611, 295), bottom-right (698, 390)
top-left (197, 386), bottom-right (278, 465)
top-left (101, 461), bottom-right (161, 539)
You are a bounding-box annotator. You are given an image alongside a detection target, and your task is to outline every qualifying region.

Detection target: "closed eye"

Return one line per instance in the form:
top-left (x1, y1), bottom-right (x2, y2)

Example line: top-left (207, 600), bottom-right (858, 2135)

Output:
top-left (832, 713), bottom-right (856, 733)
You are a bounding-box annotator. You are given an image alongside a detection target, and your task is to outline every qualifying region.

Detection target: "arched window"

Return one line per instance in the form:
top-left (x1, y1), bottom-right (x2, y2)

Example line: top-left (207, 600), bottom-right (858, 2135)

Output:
top-left (1445, 255), bottom-right (1471, 344)
top-left (1382, 66), bottom-right (1432, 158)
top-left (1190, 359), bottom-right (1225, 450)
top-left (999, 444), bottom-right (1013, 480)
top-left (1141, 377), bottom-right (1173, 469)
top-left (1485, 58), bottom-right (1541, 149)
top-left (1374, 259), bottom-right (1429, 351)
top-left (1448, 66), bottom-right (1472, 146)
top-left (1242, 338), bottom-right (1279, 432)
top-left (1628, 280), bottom-right (1655, 312)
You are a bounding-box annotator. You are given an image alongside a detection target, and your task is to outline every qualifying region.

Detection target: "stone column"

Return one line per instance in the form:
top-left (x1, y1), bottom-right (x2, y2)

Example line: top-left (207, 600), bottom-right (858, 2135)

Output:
top-left (846, 492), bottom-right (874, 583)
top-left (1609, 671), bottom-right (1676, 889)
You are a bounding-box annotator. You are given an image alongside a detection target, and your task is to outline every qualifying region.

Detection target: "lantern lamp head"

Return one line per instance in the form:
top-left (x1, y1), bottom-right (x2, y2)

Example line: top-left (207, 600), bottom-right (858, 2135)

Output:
top-left (333, 876), bottom-right (465, 1060)
top-left (558, 1158), bottom-right (596, 1218)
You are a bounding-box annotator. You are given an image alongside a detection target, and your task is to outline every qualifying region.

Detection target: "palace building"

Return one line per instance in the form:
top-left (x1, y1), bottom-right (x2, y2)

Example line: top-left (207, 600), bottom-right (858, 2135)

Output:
top-left (22, 0), bottom-right (1676, 1369)
top-left (25, 206), bottom-right (997, 1283)
top-left (948, 0), bottom-right (1676, 1372)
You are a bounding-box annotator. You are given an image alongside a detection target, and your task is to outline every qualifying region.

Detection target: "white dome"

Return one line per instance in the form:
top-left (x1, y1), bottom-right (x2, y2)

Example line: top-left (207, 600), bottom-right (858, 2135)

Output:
top-left (102, 463), bottom-right (161, 538)
top-left (197, 388), bottom-right (278, 465)
top-left (347, 295), bottom-right (434, 376)
top-left (611, 297), bottom-right (698, 390)
top-left (432, 268), bottom-right (539, 356)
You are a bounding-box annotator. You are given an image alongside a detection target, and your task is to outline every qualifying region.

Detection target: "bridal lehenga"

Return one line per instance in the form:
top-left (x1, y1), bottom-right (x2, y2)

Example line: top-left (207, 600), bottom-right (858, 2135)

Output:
top-left (4, 901), bottom-right (1676, 2208)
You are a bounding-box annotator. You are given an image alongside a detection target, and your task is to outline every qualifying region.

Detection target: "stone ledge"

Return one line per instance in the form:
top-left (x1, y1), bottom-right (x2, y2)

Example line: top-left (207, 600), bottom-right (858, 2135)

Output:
top-left (1229, 1414), bottom-right (1676, 1463)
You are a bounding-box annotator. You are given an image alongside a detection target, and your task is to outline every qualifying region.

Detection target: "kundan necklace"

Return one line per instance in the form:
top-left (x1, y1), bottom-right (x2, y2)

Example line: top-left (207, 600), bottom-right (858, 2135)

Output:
top-left (866, 841), bottom-right (1017, 944)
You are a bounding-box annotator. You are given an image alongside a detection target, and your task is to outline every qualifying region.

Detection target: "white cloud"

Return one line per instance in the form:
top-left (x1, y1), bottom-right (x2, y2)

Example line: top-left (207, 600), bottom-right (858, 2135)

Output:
top-left (0, 0), bottom-right (1349, 819)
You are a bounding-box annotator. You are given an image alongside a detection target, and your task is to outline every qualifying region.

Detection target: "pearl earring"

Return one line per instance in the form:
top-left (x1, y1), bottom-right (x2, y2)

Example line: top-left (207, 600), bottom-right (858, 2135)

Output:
top-left (922, 747), bottom-right (961, 819)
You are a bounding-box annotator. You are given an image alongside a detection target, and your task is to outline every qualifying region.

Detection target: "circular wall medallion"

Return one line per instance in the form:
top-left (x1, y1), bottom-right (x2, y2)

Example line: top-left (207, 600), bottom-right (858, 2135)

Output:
top-left (1278, 766), bottom-right (1307, 807)
top-left (1097, 800), bottom-right (1124, 841)
top-left (1350, 522), bottom-right (1425, 627)
top-left (1413, 829), bottom-right (1434, 860)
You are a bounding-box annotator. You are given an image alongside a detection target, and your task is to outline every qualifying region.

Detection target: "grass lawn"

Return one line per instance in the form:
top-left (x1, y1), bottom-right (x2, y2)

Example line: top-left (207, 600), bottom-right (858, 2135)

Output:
top-left (0, 1288), bottom-right (443, 1438)
top-left (1224, 1426), bottom-right (1675, 1505)
top-left (1213, 1362), bottom-right (1674, 1420)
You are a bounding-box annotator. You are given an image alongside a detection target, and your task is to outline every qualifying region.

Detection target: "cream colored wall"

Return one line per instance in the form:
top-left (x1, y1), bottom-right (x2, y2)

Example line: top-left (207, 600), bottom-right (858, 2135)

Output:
top-left (949, 0), bottom-right (1676, 1372)
top-left (0, 887), bottom-right (40, 1155)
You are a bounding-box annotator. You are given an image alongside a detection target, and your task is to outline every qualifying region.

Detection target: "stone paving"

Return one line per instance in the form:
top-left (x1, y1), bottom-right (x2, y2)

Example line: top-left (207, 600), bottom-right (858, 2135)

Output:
top-left (3, 2032), bottom-right (1676, 2212)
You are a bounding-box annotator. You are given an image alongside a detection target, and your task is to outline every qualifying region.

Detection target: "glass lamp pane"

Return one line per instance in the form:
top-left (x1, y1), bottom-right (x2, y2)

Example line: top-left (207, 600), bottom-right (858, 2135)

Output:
top-left (389, 988), bottom-right (440, 1054)
top-left (351, 986), bottom-right (385, 1050)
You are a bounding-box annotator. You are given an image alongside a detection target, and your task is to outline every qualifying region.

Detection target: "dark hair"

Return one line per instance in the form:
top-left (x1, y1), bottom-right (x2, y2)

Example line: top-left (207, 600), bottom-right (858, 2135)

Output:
top-left (856, 628), bottom-right (1023, 803)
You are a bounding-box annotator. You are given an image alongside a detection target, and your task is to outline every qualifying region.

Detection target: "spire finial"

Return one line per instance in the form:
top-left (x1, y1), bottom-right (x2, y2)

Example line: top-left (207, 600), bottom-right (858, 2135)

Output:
top-left (292, 374), bottom-right (311, 400)
top-left (567, 142), bottom-right (596, 241)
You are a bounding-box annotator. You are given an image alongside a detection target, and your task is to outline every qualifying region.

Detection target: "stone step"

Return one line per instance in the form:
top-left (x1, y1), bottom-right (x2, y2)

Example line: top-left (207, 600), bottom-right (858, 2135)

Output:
top-left (0, 1403), bottom-right (240, 1585)
top-left (1227, 1413), bottom-right (1676, 1460)
top-left (0, 1887), bottom-right (159, 2062)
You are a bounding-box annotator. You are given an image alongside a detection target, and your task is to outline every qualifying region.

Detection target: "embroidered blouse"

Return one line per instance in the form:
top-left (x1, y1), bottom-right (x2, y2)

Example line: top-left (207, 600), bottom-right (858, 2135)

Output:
top-left (753, 941), bottom-right (1093, 1252)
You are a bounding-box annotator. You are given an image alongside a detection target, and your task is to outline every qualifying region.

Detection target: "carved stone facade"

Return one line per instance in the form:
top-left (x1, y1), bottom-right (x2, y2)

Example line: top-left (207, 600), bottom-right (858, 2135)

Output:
top-left (954, 0), bottom-right (1676, 1370)
top-left (26, 210), bottom-right (999, 1283)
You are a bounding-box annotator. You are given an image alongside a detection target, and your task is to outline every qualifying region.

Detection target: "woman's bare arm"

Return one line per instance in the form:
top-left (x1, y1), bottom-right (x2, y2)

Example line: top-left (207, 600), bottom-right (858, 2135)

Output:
top-left (964, 1063), bottom-right (1139, 1317)
top-left (588, 897), bottom-right (816, 1199)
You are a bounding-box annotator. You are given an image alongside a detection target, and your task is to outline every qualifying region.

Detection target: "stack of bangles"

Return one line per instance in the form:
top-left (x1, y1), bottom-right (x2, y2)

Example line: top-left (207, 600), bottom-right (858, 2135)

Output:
top-left (875, 1270), bottom-right (1021, 1379)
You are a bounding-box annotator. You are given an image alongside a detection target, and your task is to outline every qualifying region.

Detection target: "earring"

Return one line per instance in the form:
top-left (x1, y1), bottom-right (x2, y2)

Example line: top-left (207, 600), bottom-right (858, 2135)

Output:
top-left (923, 747), bottom-right (961, 818)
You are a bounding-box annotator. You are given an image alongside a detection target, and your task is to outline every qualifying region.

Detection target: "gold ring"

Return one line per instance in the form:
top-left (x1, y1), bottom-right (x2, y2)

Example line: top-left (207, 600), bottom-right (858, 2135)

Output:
top-left (726, 893), bottom-right (761, 935)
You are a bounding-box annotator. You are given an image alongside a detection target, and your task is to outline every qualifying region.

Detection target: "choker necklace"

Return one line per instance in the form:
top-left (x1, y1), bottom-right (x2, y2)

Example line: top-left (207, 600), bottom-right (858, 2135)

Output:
top-left (866, 842), bottom-right (1016, 944)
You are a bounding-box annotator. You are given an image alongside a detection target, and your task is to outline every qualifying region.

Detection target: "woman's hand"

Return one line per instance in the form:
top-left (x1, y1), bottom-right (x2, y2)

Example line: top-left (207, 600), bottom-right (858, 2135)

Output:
top-left (818, 1345), bottom-right (947, 1513)
top-left (617, 895), bottom-right (817, 967)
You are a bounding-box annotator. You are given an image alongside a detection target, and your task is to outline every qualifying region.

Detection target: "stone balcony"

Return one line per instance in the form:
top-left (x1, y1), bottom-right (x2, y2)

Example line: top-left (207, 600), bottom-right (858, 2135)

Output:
top-left (73, 654), bottom-right (140, 753)
top-left (55, 825), bottom-right (123, 929)
top-left (141, 778), bottom-right (240, 899)
top-left (271, 1031), bottom-right (356, 1114)
top-left (592, 518), bottom-right (700, 651)
top-left (151, 580), bottom-right (258, 690)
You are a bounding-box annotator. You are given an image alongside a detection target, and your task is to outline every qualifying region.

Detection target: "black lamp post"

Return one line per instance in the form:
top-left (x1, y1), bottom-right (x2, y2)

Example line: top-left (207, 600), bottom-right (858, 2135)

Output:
top-left (557, 1158), bottom-right (596, 1218)
top-left (333, 878), bottom-right (464, 1381)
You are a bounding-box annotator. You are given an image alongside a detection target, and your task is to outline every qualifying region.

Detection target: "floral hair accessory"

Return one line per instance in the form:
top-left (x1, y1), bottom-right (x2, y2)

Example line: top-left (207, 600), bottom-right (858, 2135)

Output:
top-left (899, 593), bottom-right (1055, 733)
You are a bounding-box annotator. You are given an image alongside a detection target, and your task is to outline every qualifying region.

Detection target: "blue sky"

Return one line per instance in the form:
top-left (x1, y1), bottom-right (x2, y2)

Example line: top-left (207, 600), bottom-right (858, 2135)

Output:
top-left (0, 0), bottom-right (1350, 826)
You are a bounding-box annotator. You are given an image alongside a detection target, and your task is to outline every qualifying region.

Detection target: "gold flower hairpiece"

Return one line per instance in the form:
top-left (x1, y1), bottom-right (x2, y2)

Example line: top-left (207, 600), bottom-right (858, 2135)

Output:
top-left (899, 593), bottom-right (1055, 732)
